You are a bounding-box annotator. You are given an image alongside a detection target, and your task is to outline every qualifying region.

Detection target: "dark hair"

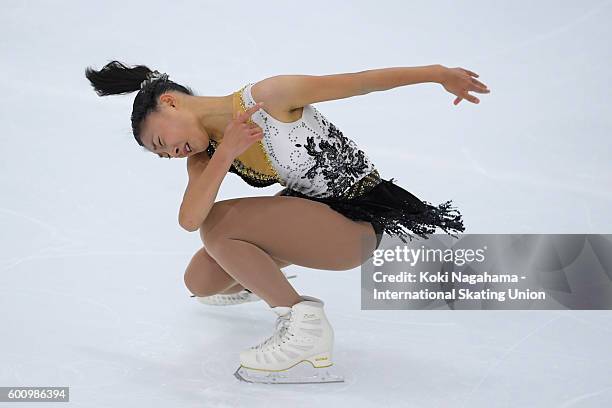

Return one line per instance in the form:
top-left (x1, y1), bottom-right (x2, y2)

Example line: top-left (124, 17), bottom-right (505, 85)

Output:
top-left (84, 60), bottom-right (194, 147)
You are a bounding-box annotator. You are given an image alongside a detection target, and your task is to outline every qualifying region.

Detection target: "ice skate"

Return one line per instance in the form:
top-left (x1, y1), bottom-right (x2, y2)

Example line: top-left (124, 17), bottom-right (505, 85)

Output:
top-left (192, 288), bottom-right (261, 306)
top-left (191, 273), bottom-right (296, 306)
top-left (234, 295), bottom-right (344, 384)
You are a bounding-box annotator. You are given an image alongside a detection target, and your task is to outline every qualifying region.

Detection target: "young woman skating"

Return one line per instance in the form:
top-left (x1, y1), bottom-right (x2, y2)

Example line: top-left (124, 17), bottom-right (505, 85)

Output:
top-left (85, 61), bottom-right (488, 383)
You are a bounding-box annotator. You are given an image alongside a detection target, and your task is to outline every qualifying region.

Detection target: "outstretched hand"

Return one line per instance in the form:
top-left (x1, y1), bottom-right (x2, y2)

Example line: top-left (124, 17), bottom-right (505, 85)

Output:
top-left (439, 66), bottom-right (491, 105)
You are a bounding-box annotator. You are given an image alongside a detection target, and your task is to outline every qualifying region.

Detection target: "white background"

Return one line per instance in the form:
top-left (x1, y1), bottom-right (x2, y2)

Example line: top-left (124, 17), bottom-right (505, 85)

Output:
top-left (1, 0), bottom-right (611, 406)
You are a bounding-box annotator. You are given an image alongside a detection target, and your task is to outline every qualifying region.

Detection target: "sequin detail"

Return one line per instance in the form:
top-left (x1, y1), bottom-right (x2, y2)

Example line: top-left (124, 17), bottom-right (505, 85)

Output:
top-left (343, 169), bottom-right (383, 199)
top-left (235, 85), bottom-right (283, 185)
top-left (205, 85), bottom-right (283, 188)
top-left (279, 168), bottom-right (382, 199)
top-left (240, 82), bottom-right (377, 198)
top-left (206, 139), bottom-right (277, 188)
top-left (301, 121), bottom-right (372, 198)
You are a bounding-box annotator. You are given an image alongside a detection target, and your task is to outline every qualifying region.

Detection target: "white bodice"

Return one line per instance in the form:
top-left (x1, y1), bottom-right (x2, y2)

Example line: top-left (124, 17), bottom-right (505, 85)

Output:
top-left (240, 82), bottom-right (377, 198)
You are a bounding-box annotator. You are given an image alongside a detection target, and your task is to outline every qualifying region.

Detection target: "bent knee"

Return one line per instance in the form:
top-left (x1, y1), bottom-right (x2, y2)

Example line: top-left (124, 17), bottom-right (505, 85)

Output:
top-left (183, 262), bottom-right (228, 297)
top-left (199, 199), bottom-right (242, 250)
top-left (183, 246), bottom-right (233, 297)
top-left (184, 267), bottom-right (209, 297)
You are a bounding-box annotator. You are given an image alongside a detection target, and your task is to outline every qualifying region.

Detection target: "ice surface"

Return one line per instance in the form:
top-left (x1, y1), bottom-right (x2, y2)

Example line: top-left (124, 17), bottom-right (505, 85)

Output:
top-left (1, 0), bottom-right (611, 407)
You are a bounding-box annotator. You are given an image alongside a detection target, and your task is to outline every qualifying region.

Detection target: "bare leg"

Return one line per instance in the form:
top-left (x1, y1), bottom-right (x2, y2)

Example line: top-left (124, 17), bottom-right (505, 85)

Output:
top-left (184, 246), bottom-right (292, 297)
top-left (218, 284), bottom-right (246, 294)
top-left (200, 196), bottom-right (378, 308)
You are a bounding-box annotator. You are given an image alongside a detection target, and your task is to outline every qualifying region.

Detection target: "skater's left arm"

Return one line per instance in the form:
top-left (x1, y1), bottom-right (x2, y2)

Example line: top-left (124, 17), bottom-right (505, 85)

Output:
top-left (261, 65), bottom-right (490, 109)
top-left (356, 65), bottom-right (491, 105)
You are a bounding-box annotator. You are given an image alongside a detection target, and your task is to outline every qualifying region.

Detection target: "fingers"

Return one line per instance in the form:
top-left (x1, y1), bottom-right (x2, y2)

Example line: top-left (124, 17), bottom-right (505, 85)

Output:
top-left (462, 69), bottom-right (489, 93)
top-left (242, 122), bottom-right (263, 137)
top-left (451, 68), bottom-right (488, 104)
top-left (460, 67), bottom-right (479, 78)
top-left (247, 128), bottom-right (264, 142)
top-left (237, 101), bottom-right (265, 123)
top-left (249, 125), bottom-right (263, 136)
top-left (470, 82), bottom-right (490, 94)
top-left (469, 78), bottom-right (490, 93)
top-left (245, 122), bottom-right (263, 134)
top-left (453, 91), bottom-right (479, 105)
top-left (471, 77), bottom-right (488, 89)
top-left (461, 90), bottom-right (479, 104)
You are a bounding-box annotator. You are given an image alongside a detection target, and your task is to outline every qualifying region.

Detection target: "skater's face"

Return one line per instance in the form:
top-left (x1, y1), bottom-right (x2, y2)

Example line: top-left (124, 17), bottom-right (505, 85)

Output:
top-left (140, 92), bottom-right (208, 159)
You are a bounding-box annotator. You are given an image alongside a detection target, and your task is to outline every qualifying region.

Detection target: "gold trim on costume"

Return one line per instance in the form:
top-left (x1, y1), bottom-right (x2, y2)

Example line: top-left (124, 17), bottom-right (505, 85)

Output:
top-left (343, 169), bottom-right (382, 199)
top-left (212, 85), bottom-right (281, 185)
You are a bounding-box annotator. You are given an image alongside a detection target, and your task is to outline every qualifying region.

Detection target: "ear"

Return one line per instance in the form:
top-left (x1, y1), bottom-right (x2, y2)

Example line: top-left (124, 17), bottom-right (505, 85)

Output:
top-left (159, 93), bottom-right (177, 108)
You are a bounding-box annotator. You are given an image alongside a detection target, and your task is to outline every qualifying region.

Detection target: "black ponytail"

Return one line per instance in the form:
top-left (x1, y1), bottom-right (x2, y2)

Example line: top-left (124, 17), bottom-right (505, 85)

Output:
top-left (84, 60), bottom-right (195, 146)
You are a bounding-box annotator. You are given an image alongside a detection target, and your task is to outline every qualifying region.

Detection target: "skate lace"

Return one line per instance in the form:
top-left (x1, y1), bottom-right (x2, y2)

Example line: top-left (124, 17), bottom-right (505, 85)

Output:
top-left (253, 313), bottom-right (293, 351)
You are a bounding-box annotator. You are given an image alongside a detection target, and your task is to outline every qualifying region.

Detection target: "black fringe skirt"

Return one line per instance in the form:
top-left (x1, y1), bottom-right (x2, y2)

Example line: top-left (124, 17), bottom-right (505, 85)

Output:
top-left (278, 169), bottom-right (465, 248)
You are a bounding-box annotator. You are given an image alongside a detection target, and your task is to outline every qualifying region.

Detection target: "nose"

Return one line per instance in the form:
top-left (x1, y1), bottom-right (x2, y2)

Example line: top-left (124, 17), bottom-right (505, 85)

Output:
top-left (172, 145), bottom-right (184, 158)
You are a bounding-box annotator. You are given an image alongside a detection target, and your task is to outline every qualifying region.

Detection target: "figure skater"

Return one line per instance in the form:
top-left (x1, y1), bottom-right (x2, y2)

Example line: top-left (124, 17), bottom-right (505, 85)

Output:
top-left (85, 61), bottom-right (489, 383)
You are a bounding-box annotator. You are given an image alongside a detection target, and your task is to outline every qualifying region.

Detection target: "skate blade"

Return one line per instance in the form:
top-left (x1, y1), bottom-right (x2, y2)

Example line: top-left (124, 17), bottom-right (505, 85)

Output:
top-left (234, 362), bottom-right (344, 384)
top-left (195, 297), bottom-right (259, 306)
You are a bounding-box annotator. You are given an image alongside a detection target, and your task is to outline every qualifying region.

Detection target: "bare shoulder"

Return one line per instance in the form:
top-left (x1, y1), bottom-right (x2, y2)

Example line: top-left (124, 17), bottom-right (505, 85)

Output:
top-left (250, 78), bottom-right (304, 122)
top-left (248, 73), bottom-right (367, 112)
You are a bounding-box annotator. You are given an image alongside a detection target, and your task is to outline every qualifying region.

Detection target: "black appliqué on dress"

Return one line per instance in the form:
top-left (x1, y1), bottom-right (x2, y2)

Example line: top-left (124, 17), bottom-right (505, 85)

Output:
top-left (301, 122), bottom-right (370, 198)
top-left (282, 170), bottom-right (466, 244)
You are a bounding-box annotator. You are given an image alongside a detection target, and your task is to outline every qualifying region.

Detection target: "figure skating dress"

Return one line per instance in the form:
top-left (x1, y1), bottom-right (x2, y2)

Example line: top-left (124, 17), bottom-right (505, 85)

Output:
top-left (205, 82), bottom-right (465, 248)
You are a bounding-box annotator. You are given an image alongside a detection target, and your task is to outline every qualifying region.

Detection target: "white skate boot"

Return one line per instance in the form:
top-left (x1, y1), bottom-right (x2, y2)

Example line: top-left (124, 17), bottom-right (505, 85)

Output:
top-left (234, 295), bottom-right (344, 384)
top-left (191, 273), bottom-right (297, 306)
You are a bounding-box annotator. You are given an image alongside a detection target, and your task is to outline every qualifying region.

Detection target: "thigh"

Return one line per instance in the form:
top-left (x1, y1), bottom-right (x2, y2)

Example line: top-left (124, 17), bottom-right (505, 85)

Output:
top-left (200, 196), bottom-right (377, 271)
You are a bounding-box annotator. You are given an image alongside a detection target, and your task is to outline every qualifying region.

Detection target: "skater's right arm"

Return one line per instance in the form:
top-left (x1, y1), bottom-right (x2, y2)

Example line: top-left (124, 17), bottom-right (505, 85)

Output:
top-left (178, 103), bottom-right (266, 232)
top-left (179, 149), bottom-right (233, 232)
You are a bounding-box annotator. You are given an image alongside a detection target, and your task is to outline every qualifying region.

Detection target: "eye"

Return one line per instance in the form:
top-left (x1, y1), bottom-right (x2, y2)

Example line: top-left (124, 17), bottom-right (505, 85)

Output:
top-left (155, 136), bottom-right (170, 158)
